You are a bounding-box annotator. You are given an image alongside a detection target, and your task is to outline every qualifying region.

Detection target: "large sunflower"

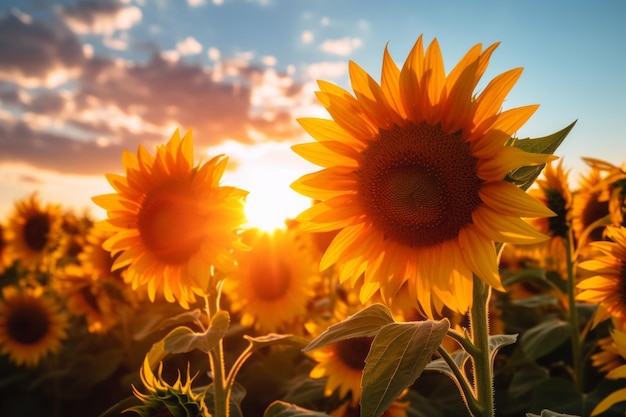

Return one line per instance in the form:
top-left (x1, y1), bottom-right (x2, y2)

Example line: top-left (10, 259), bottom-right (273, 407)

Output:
top-left (92, 129), bottom-right (248, 309)
top-left (0, 285), bottom-right (68, 367)
top-left (291, 35), bottom-right (553, 315)
top-left (223, 227), bottom-right (320, 333)
top-left (577, 225), bottom-right (626, 326)
top-left (5, 193), bottom-right (62, 270)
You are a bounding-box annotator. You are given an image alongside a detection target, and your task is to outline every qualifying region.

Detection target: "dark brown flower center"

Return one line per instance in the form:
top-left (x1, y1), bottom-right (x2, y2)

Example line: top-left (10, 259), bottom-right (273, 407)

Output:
top-left (357, 122), bottom-right (483, 247)
top-left (138, 181), bottom-right (205, 265)
top-left (7, 303), bottom-right (50, 345)
top-left (581, 193), bottom-right (609, 242)
top-left (23, 213), bottom-right (50, 252)
top-left (545, 189), bottom-right (569, 238)
top-left (336, 336), bottom-right (373, 370)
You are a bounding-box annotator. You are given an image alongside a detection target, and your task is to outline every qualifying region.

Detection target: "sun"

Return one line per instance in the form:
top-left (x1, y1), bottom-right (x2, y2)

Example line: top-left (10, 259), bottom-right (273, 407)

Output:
top-left (243, 168), bottom-right (312, 231)
top-left (213, 141), bottom-right (315, 232)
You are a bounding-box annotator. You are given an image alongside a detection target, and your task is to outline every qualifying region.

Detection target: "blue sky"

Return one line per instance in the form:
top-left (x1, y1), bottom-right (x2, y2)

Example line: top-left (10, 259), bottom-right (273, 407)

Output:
top-left (0, 0), bottom-right (624, 227)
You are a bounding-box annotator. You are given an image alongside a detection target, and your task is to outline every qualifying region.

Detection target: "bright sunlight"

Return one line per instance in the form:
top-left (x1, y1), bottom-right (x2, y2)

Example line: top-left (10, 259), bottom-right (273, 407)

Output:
top-left (239, 165), bottom-right (312, 231)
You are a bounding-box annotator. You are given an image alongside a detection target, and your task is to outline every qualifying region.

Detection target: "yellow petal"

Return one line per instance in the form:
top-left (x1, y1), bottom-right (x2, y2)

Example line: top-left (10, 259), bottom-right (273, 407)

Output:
top-left (473, 67), bottom-right (523, 126)
top-left (479, 181), bottom-right (556, 218)
top-left (458, 226), bottom-right (502, 290)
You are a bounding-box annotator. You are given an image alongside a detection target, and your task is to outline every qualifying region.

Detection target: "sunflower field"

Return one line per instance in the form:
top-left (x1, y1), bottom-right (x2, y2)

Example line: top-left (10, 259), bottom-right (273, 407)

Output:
top-left (2, 35), bottom-right (626, 417)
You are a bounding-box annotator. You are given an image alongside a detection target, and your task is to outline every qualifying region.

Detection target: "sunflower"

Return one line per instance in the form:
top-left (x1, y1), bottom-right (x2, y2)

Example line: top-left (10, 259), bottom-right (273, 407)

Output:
top-left (92, 129), bottom-right (248, 309)
top-left (591, 327), bottom-right (626, 416)
top-left (79, 226), bottom-right (127, 283)
top-left (223, 227), bottom-right (320, 333)
top-left (291, 35), bottom-right (554, 316)
top-left (0, 223), bottom-right (15, 275)
top-left (519, 159), bottom-right (573, 274)
top-left (5, 193), bottom-right (62, 271)
top-left (577, 225), bottom-right (626, 326)
top-left (54, 264), bottom-right (130, 334)
top-left (307, 314), bottom-right (372, 407)
top-left (572, 163), bottom-right (611, 245)
top-left (591, 335), bottom-right (625, 374)
top-left (580, 157), bottom-right (626, 229)
top-left (126, 355), bottom-right (210, 417)
top-left (0, 285), bottom-right (68, 367)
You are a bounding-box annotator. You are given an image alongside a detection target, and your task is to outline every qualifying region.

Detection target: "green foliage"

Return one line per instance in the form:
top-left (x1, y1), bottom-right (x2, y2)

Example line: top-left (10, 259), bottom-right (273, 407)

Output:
top-left (263, 401), bottom-right (330, 417)
top-left (526, 410), bottom-right (581, 417)
top-left (506, 120), bottom-right (577, 191)
top-left (243, 333), bottom-right (308, 353)
top-left (302, 304), bottom-right (395, 352)
top-left (164, 310), bottom-right (230, 354)
top-left (361, 319), bottom-right (450, 417)
top-left (520, 319), bottom-right (572, 360)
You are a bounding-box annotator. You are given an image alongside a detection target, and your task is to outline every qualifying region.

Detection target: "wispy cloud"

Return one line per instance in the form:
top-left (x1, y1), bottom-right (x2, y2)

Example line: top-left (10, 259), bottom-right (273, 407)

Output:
top-left (319, 36), bottom-right (363, 56)
top-left (176, 36), bottom-right (203, 55)
top-left (58, 0), bottom-right (142, 35)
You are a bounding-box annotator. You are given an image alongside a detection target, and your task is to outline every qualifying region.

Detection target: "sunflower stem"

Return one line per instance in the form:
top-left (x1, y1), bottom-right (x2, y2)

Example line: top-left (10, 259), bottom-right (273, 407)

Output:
top-left (564, 230), bottom-right (584, 392)
top-left (205, 290), bottom-right (230, 417)
top-left (469, 275), bottom-right (494, 417)
top-left (437, 346), bottom-right (481, 416)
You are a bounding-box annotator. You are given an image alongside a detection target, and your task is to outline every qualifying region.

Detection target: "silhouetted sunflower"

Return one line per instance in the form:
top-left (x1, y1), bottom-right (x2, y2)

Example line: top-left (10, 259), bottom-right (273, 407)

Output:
top-left (5, 193), bottom-right (62, 270)
top-left (0, 285), bottom-right (68, 367)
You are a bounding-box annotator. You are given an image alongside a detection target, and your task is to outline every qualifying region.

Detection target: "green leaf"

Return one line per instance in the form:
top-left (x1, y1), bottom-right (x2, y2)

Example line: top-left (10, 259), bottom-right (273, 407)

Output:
top-left (205, 381), bottom-right (247, 417)
top-left (506, 120), bottom-right (577, 191)
top-left (489, 333), bottom-right (518, 363)
top-left (164, 311), bottom-right (229, 354)
top-left (521, 319), bottom-right (572, 360)
top-left (502, 268), bottom-right (548, 287)
top-left (243, 333), bottom-right (308, 354)
top-left (361, 319), bottom-right (450, 417)
top-left (512, 295), bottom-right (560, 308)
top-left (526, 411), bottom-right (581, 417)
top-left (529, 378), bottom-right (583, 415)
top-left (132, 308), bottom-right (202, 340)
top-left (302, 303), bottom-right (395, 352)
top-left (263, 400), bottom-right (330, 417)
top-left (503, 364), bottom-right (549, 415)
top-left (425, 350), bottom-right (470, 381)
top-left (97, 395), bottom-right (141, 417)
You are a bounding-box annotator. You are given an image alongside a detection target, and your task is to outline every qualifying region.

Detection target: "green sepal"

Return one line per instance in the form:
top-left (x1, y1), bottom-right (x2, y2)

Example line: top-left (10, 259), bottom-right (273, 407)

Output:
top-left (506, 120), bottom-right (577, 191)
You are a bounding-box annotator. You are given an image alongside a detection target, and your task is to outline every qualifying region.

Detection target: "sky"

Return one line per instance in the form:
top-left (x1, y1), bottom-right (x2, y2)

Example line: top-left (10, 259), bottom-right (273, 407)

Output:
top-left (0, 0), bottom-right (625, 230)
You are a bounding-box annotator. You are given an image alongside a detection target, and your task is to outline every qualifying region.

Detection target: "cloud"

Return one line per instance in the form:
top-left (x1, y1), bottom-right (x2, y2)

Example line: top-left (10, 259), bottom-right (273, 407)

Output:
top-left (301, 30), bottom-right (313, 44)
top-left (303, 61), bottom-right (347, 80)
top-left (0, 53), bottom-right (307, 178)
top-left (58, 0), bottom-right (142, 35)
top-left (0, 11), bottom-right (85, 87)
top-left (176, 36), bottom-right (203, 55)
top-left (320, 36), bottom-right (363, 56)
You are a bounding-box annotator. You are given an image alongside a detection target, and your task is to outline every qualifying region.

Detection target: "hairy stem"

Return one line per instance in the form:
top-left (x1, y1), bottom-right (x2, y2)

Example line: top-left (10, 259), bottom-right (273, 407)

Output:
top-left (205, 292), bottom-right (230, 417)
top-left (469, 275), bottom-right (494, 417)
